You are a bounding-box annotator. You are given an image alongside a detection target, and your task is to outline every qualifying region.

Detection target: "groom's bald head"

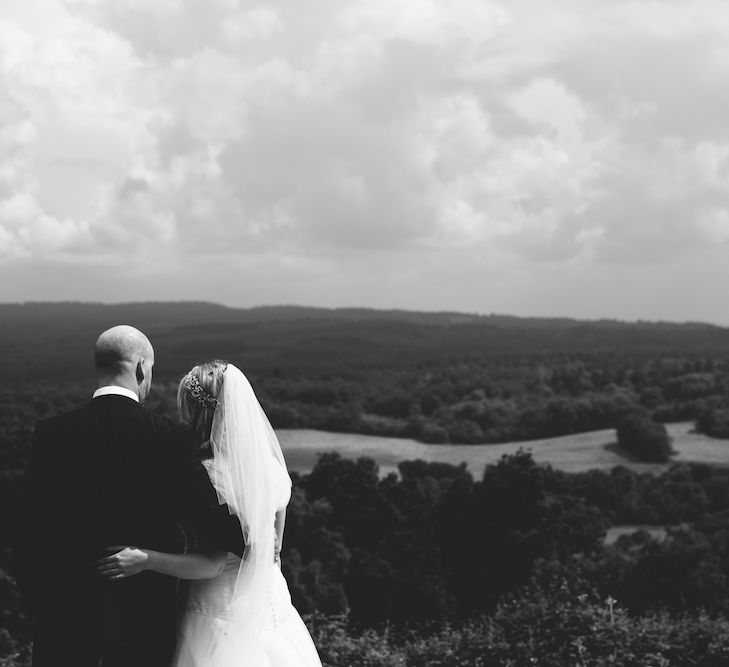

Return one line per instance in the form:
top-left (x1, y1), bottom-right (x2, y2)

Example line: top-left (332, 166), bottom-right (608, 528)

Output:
top-left (95, 325), bottom-right (155, 401)
top-left (95, 325), bottom-right (152, 370)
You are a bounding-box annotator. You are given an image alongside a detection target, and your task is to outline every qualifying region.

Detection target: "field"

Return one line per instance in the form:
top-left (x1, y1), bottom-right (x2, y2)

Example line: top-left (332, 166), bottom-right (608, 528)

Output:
top-left (278, 421), bottom-right (729, 476)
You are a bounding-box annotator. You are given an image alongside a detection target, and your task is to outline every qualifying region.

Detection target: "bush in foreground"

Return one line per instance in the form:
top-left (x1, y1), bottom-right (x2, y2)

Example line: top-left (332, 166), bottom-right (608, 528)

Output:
top-left (6, 588), bottom-right (729, 666)
top-left (306, 580), bottom-right (729, 666)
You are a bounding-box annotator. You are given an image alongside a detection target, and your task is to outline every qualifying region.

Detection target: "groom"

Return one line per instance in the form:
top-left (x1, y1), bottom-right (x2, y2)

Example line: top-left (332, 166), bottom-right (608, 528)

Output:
top-left (14, 325), bottom-right (244, 667)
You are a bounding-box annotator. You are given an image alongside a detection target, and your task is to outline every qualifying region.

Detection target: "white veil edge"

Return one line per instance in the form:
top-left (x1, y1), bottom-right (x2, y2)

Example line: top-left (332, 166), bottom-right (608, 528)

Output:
top-left (206, 364), bottom-right (292, 655)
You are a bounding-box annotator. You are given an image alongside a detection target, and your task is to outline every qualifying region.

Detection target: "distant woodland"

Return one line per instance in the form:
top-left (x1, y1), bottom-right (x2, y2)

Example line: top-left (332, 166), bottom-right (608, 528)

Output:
top-left (2, 302), bottom-right (729, 446)
top-left (3, 302), bottom-right (729, 664)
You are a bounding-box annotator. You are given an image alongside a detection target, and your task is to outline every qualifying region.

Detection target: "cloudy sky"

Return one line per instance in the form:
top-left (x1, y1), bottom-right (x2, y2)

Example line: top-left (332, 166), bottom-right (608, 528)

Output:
top-left (1, 0), bottom-right (728, 323)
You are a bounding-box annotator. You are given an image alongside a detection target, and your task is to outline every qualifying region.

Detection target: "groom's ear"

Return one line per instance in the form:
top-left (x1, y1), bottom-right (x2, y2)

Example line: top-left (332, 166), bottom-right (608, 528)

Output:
top-left (136, 358), bottom-right (145, 384)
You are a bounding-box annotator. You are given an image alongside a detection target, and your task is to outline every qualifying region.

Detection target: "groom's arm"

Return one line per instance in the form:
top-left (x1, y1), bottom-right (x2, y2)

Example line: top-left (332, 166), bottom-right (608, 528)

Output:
top-left (173, 427), bottom-right (246, 557)
top-left (199, 502), bottom-right (247, 558)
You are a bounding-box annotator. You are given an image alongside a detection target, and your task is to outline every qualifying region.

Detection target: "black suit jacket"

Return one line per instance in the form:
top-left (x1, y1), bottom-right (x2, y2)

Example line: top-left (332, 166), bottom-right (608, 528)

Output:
top-left (13, 394), bottom-right (245, 653)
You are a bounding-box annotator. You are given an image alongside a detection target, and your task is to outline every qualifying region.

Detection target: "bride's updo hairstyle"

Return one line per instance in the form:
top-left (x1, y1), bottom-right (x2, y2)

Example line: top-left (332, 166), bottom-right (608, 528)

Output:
top-left (177, 359), bottom-right (229, 441)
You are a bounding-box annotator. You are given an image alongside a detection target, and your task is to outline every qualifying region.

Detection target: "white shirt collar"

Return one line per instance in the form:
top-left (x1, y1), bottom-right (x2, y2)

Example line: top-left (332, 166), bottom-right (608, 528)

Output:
top-left (92, 386), bottom-right (140, 403)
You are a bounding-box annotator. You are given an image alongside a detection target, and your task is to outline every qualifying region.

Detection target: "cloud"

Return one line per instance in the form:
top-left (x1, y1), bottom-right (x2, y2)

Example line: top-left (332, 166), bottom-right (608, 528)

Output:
top-left (1, 0), bottom-right (728, 321)
top-left (0, 0), bottom-right (164, 259)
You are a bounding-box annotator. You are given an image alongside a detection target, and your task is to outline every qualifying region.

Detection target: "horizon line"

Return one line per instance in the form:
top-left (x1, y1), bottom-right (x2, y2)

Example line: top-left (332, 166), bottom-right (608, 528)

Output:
top-left (0, 299), bottom-right (724, 329)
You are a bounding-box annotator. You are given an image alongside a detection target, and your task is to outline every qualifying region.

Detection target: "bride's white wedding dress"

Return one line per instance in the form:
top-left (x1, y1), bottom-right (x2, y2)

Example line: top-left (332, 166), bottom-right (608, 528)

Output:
top-left (174, 463), bottom-right (321, 667)
top-left (174, 365), bottom-right (322, 667)
top-left (175, 555), bottom-right (322, 667)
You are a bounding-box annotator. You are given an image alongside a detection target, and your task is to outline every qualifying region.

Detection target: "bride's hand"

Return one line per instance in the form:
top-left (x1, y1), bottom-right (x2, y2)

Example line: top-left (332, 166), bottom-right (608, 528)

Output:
top-left (95, 546), bottom-right (149, 580)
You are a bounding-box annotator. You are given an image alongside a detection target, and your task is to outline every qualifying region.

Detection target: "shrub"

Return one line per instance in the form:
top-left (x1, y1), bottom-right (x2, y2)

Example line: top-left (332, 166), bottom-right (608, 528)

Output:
top-left (306, 590), bottom-right (729, 667)
top-left (696, 406), bottom-right (729, 439)
top-left (616, 413), bottom-right (674, 463)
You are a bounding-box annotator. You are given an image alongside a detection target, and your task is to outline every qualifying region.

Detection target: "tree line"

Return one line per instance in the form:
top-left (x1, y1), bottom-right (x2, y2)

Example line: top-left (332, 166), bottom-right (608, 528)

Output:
top-left (252, 355), bottom-right (729, 445)
top-left (4, 303), bottom-right (729, 446)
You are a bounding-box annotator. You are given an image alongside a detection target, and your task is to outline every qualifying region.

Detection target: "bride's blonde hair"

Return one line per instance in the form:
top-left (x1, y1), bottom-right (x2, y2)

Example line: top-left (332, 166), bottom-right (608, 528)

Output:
top-left (177, 360), bottom-right (229, 441)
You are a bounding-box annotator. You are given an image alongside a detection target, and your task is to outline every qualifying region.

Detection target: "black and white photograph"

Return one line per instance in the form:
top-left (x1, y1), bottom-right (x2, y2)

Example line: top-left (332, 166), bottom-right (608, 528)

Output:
top-left (3, 0), bottom-right (729, 665)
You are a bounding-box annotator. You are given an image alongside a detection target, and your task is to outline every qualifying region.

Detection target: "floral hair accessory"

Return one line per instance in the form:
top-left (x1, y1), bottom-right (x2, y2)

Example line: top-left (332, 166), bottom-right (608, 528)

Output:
top-left (182, 372), bottom-right (218, 408)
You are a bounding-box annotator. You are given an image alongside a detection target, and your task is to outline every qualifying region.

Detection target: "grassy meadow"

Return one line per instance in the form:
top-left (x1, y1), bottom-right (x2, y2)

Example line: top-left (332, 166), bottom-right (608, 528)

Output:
top-left (278, 421), bottom-right (729, 476)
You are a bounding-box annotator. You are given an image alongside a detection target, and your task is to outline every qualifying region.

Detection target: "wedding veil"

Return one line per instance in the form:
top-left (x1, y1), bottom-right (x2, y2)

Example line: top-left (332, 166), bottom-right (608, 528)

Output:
top-left (205, 364), bottom-right (292, 656)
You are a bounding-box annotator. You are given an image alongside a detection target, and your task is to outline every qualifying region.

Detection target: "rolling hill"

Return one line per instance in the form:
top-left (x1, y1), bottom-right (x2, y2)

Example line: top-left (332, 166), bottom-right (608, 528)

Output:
top-left (2, 301), bottom-right (728, 385)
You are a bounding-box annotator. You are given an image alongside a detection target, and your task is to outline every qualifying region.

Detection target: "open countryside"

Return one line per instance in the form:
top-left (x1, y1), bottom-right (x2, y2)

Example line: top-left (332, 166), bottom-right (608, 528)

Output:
top-left (278, 422), bottom-right (729, 476)
top-left (5, 303), bottom-right (729, 664)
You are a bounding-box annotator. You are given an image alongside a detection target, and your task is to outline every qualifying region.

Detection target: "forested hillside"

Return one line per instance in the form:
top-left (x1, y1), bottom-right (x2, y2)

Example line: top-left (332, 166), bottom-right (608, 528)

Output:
top-left (3, 302), bottom-right (729, 444)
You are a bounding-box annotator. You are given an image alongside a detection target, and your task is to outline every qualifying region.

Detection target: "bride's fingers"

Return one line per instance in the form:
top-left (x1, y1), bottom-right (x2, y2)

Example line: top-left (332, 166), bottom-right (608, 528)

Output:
top-left (95, 560), bottom-right (123, 573)
top-left (96, 551), bottom-right (129, 564)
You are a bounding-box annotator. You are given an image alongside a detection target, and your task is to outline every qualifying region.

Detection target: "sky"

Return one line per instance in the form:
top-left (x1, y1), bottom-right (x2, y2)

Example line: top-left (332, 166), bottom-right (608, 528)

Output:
top-left (1, 0), bottom-right (728, 324)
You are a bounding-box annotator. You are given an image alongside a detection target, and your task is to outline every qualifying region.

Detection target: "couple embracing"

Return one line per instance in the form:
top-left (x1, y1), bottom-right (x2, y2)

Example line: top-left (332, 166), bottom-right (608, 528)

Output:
top-left (14, 325), bottom-right (322, 667)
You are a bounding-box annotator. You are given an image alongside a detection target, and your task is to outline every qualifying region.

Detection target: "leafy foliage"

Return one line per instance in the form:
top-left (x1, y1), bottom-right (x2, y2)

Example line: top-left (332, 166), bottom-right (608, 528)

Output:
top-left (696, 406), bottom-right (729, 439)
top-left (616, 412), bottom-right (674, 463)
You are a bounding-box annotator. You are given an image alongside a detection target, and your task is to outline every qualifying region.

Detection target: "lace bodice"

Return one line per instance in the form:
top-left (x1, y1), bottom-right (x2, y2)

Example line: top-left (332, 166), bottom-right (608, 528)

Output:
top-left (184, 553), bottom-right (240, 618)
top-left (185, 555), bottom-right (293, 628)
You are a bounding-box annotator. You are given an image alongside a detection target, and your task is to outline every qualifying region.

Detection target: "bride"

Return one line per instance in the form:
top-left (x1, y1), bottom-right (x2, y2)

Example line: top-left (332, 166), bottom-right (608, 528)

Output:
top-left (96, 360), bottom-right (322, 666)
